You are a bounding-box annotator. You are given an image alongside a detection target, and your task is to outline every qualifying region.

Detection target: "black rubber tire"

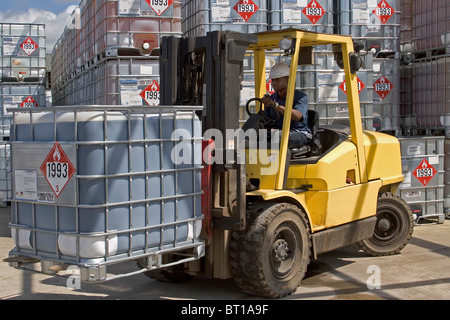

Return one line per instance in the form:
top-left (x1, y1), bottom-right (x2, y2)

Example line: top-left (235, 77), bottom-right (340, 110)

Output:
top-left (357, 192), bottom-right (414, 256)
top-left (230, 202), bottom-right (311, 298)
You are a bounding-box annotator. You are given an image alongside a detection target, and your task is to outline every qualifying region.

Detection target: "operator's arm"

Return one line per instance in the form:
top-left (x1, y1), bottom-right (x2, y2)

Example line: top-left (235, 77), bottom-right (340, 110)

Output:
top-left (273, 103), bottom-right (303, 121)
top-left (291, 92), bottom-right (308, 123)
top-left (261, 93), bottom-right (307, 122)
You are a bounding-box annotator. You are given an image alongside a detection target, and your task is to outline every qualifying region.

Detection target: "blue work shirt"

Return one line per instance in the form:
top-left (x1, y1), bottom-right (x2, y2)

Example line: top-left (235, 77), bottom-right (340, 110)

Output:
top-left (264, 90), bottom-right (310, 134)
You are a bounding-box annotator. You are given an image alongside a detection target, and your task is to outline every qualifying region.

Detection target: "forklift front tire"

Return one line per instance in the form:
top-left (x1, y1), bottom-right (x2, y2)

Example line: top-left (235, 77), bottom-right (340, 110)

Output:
top-left (231, 203), bottom-right (311, 298)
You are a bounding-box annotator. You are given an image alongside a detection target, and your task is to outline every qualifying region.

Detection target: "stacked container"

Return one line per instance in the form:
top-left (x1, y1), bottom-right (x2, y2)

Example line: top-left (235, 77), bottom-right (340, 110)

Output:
top-left (0, 23), bottom-right (47, 204)
top-left (411, 0), bottom-right (449, 53)
top-left (51, 0), bottom-right (182, 106)
top-left (399, 0), bottom-right (450, 133)
top-left (398, 0), bottom-right (412, 53)
top-left (398, 1), bottom-right (449, 220)
top-left (335, 0), bottom-right (401, 54)
top-left (371, 55), bottom-right (401, 133)
top-left (397, 136), bottom-right (446, 224)
top-left (83, 0), bottom-right (182, 62)
top-left (238, 0), bottom-right (337, 127)
top-left (335, 0), bottom-right (401, 134)
top-left (0, 23), bottom-right (47, 127)
top-left (0, 23), bottom-right (47, 82)
top-left (297, 50), bottom-right (375, 130)
top-left (238, 1), bottom-right (401, 132)
top-left (268, 0), bottom-right (333, 33)
top-left (398, 0), bottom-right (413, 132)
top-left (0, 141), bottom-right (11, 205)
top-left (181, 0), bottom-right (268, 37)
top-left (54, 56), bottom-right (160, 105)
top-left (410, 55), bottom-right (450, 130)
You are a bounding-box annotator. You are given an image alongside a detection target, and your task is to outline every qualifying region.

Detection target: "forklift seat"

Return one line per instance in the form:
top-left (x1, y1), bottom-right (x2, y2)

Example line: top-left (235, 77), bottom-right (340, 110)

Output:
top-left (291, 109), bottom-right (321, 159)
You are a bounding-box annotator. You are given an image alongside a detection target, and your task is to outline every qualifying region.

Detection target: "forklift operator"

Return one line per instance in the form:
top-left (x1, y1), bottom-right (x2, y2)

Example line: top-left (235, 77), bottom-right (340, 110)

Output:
top-left (261, 62), bottom-right (311, 149)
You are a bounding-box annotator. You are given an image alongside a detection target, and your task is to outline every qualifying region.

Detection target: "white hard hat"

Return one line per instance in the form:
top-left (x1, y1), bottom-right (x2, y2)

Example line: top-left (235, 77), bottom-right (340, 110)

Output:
top-left (269, 62), bottom-right (290, 79)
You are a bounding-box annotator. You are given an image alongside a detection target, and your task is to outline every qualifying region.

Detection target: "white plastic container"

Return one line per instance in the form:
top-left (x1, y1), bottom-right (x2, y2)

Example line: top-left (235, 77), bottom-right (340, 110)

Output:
top-left (0, 23), bottom-right (46, 82)
top-left (9, 106), bottom-right (204, 266)
top-left (268, 0), bottom-right (333, 34)
top-left (182, 0), bottom-right (268, 37)
top-left (335, 0), bottom-right (400, 53)
top-left (397, 136), bottom-right (445, 224)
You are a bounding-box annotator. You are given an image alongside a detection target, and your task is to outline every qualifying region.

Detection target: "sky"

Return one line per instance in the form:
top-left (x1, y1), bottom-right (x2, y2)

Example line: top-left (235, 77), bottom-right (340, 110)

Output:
top-left (0, 0), bottom-right (81, 54)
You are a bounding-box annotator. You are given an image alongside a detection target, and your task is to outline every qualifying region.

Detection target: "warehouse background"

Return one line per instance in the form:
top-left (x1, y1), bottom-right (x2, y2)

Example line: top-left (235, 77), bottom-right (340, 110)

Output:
top-left (0, 0), bottom-right (449, 224)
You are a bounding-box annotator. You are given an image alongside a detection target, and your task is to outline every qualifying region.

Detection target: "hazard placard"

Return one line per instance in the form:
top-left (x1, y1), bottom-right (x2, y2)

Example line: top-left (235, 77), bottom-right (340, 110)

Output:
top-left (338, 77), bottom-right (365, 95)
top-left (266, 80), bottom-right (275, 94)
top-left (39, 142), bottom-right (76, 198)
top-left (372, 0), bottom-right (394, 24)
top-left (302, 0), bottom-right (325, 24)
top-left (139, 80), bottom-right (160, 105)
top-left (21, 96), bottom-right (38, 108)
top-left (20, 37), bottom-right (39, 56)
top-left (145, 0), bottom-right (173, 16)
top-left (233, 0), bottom-right (259, 22)
top-left (373, 75), bottom-right (393, 99)
top-left (412, 158), bottom-right (437, 187)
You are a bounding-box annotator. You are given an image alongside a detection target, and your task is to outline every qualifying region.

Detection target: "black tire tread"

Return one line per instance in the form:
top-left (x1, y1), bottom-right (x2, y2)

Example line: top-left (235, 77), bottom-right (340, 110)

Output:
top-left (230, 202), bottom-right (311, 298)
top-left (357, 192), bottom-right (414, 257)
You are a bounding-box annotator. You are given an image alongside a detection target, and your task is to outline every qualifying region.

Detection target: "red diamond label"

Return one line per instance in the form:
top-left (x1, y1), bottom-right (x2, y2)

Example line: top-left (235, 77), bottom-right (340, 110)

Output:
top-left (373, 75), bottom-right (393, 99)
top-left (412, 158), bottom-right (437, 187)
top-left (266, 80), bottom-right (275, 94)
top-left (302, 0), bottom-right (325, 24)
top-left (139, 80), bottom-right (160, 105)
top-left (372, 0), bottom-right (394, 24)
top-left (40, 142), bottom-right (76, 197)
top-left (233, 0), bottom-right (259, 22)
top-left (339, 77), bottom-right (365, 95)
top-left (20, 37), bottom-right (38, 56)
top-left (21, 96), bottom-right (38, 108)
top-left (145, 0), bottom-right (173, 16)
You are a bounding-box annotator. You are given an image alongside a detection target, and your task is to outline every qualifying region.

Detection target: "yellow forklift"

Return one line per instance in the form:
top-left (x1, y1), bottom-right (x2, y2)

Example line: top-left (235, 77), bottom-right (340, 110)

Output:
top-left (156, 28), bottom-right (414, 298)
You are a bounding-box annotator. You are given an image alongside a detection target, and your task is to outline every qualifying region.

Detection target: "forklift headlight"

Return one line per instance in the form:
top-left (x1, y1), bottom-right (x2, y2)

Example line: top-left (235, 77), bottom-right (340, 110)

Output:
top-left (279, 37), bottom-right (293, 51)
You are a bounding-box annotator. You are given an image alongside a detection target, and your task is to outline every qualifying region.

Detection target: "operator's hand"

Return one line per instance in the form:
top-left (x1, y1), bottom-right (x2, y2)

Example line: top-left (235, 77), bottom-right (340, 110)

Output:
top-left (261, 94), bottom-right (276, 108)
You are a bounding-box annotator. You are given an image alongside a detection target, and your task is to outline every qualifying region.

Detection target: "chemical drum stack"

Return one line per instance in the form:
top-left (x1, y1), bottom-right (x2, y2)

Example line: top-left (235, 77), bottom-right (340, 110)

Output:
top-left (0, 23), bottom-right (47, 205)
top-left (335, 0), bottom-right (401, 134)
top-left (294, 47), bottom-right (375, 130)
top-left (397, 136), bottom-right (445, 224)
top-left (181, 0), bottom-right (269, 124)
top-left (237, 0), bottom-right (339, 126)
top-left (51, 0), bottom-right (182, 106)
top-left (181, 0), bottom-right (268, 37)
top-left (398, 0), bottom-right (449, 223)
top-left (268, 0), bottom-right (368, 130)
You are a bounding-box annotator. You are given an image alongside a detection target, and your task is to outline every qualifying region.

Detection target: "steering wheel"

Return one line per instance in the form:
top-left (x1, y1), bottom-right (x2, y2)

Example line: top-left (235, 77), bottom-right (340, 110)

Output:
top-left (245, 97), bottom-right (280, 128)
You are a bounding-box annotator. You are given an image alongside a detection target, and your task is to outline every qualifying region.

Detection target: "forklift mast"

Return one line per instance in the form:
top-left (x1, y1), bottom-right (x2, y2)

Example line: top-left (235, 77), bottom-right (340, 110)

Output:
top-left (160, 32), bottom-right (257, 235)
top-left (160, 31), bottom-right (257, 134)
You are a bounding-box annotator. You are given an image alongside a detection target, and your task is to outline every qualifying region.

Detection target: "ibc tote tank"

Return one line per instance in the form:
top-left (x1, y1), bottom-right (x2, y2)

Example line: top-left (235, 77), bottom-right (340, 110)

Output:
top-left (0, 23), bottom-right (46, 82)
top-left (9, 106), bottom-right (204, 269)
top-left (335, 0), bottom-right (400, 54)
top-left (181, 0), bottom-right (268, 37)
top-left (80, 0), bottom-right (182, 63)
top-left (268, 0), bottom-right (334, 33)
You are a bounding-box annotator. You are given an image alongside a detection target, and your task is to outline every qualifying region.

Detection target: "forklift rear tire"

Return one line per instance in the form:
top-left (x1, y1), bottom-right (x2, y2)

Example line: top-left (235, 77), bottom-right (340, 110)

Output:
top-left (357, 192), bottom-right (414, 256)
top-left (231, 203), bottom-right (311, 298)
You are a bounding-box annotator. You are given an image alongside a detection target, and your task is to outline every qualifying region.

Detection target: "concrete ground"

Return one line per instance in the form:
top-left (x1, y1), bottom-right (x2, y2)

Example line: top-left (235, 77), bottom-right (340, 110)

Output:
top-left (1, 207), bottom-right (449, 300)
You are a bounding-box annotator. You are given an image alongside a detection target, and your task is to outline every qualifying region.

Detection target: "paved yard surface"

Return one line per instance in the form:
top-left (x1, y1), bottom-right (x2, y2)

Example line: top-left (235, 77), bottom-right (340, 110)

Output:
top-left (1, 207), bottom-right (449, 300)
